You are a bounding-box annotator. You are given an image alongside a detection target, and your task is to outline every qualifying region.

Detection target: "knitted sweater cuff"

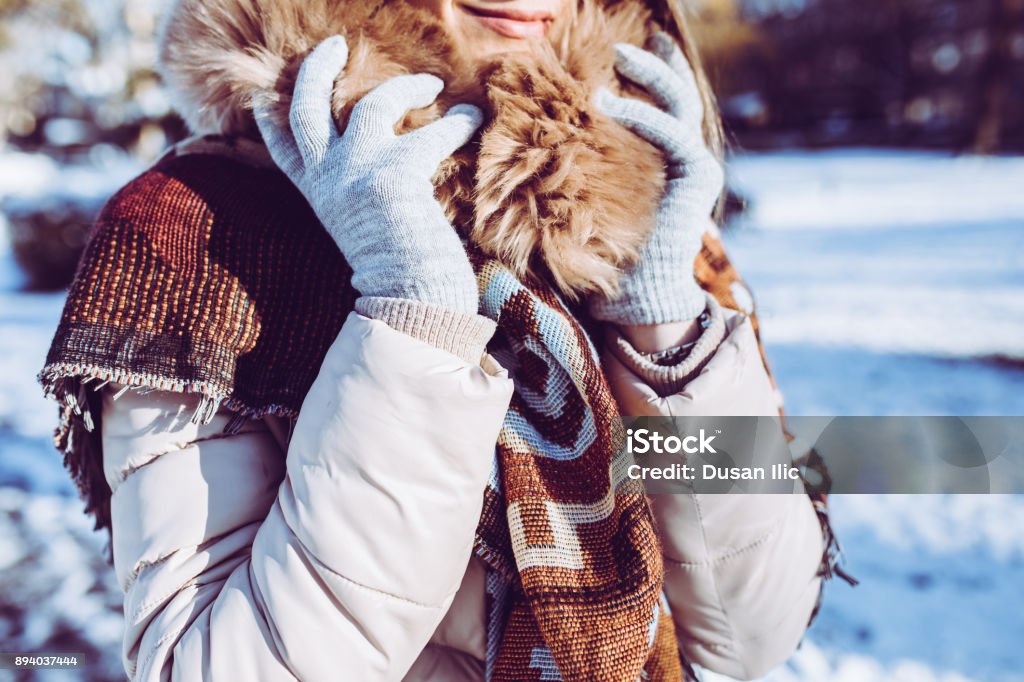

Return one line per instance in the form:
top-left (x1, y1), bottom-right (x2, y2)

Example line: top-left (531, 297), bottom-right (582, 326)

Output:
top-left (608, 294), bottom-right (727, 397)
top-left (588, 276), bottom-right (707, 326)
top-left (355, 297), bottom-right (496, 365)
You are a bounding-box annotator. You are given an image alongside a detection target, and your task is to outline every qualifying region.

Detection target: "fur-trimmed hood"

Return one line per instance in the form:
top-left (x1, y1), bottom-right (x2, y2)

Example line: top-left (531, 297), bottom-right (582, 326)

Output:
top-left (159, 0), bottom-right (670, 297)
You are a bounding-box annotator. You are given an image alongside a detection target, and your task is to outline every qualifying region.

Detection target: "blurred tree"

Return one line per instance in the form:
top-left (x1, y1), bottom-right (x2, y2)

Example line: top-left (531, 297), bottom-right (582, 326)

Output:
top-left (0, 0), bottom-right (187, 291)
top-left (0, 0), bottom-right (188, 288)
top-left (687, 0), bottom-right (765, 91)
top-left (684, 0), bottom-right (1024, 150)
top-left (973, 0), bottom-right (1024, 152)
top-left (0, 0), bottom-right (184, 160)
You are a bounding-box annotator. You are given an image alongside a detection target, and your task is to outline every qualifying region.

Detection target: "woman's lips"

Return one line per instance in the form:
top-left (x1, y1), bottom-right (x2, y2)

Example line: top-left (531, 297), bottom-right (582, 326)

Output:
top-left (462, 5), bottom-right (553, 39)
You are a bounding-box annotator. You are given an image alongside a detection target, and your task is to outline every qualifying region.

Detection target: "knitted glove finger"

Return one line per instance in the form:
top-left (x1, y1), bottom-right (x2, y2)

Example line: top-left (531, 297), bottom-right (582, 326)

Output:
top-left (324, 73), bottom-right (482, 314)
top-left (589, 40), bottom-right (724, 326)
top-left (348, 73), bottom-right (445, 140)
top-left (595, 89), bottom-right (702, 173)
top-left (645, 32), bottom-right (705, 129)
top-left (612, 43), bottom-right (693, 122)
top-left (289, 35), bottom-right (348, 167)
top-left (256, 62), bottom-right (483, 319)
top-left (402, 103), bottom-right (484, 174)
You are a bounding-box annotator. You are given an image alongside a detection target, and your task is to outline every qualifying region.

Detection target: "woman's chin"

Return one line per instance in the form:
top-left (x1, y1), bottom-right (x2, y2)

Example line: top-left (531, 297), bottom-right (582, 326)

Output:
top-left (462, 36), bottom-right (539, 62)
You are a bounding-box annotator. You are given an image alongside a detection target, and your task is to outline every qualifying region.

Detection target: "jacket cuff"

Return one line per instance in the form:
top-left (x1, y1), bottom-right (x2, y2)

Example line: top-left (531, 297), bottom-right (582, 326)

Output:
top-left (608, 294), bottom-right (727, 397)
top-left (355, 297), bottom-right (496, 365)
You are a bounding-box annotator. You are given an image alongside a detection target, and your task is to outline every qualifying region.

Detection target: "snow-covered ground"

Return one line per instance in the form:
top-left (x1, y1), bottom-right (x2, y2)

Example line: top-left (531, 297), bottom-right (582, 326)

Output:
top-left (726, 150), bottom-right (1024, 400)
top-left (721, 150), bottom-right (1024, 682)
top-left (0, 149), bottom-right (1022, 681)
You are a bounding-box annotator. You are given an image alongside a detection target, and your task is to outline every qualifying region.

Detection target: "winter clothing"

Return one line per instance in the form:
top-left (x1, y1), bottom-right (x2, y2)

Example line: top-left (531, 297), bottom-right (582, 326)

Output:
top-left (254, 37), bottom-right (485, 319)
top-left (98, 303), bottom-right (824, 682)
top-left (609, 294), bottom-right (727, 396)
top-left (590, 39), bottom-right (726, 325)
top-left (100, 313), bottom-right (512, 682)
top-left (38, 0), bottom-right (841, 680)
top-left (41, 131), bottom-right (829, 682)
top-left (157, 0), bottom-right (670, 299)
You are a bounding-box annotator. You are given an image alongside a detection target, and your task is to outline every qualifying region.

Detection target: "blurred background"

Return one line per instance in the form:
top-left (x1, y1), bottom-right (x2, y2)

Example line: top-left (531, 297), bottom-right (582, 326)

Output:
top-left (0, 0), bottom-right (1022, 680)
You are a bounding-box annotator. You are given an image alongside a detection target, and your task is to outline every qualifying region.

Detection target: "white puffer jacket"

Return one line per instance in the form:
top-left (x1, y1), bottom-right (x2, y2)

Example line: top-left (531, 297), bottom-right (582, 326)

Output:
top-left (102, 308), bottom-right (825, 681)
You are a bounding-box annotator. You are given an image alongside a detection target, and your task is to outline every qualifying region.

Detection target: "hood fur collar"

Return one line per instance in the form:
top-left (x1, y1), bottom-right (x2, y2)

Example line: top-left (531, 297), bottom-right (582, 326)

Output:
top-left (159, 0), bottom-right (668, 298)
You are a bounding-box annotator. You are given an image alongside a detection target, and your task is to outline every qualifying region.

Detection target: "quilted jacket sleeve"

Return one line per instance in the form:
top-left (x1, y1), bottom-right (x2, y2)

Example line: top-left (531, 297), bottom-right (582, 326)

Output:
top-left (604, 308), bottom-right (826, 680)
top-left (101, 312), bottom-right (513, 681)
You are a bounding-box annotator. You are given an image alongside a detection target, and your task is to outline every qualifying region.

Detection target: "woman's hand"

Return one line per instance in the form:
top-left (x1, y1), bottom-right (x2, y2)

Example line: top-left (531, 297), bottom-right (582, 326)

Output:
top-left (589, 33), bottom-right (725, 333)
top-left (255, 36), bottom-right (484, 316)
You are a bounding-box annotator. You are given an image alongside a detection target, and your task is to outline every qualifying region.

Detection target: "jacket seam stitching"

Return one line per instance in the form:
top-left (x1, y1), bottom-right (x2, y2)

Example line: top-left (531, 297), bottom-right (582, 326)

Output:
top-left (305, 547), bottom-right (454, 610)
top-left (128, 531), bottom-right (252, 616)
top-left (134, 586), bottom-right (197, 680)
top-left (124, 550), bottom-right (179, 594)
top-left (662, 527), bottom-right (777, 568)
top-left (132, 576), bottom-right (200, 624)
top-left (691, 493), bottom-right (748, 677)
top-left (114, 428), bottom-right (262, 487)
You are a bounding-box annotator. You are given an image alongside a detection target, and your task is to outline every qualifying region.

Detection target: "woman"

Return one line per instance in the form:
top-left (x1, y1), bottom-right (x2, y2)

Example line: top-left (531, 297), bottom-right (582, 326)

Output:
top-left (40, 0), bottom-right (839, 680)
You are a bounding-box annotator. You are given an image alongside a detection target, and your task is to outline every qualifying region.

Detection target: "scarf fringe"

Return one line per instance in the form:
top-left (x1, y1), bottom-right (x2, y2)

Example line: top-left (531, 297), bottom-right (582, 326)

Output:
top-left (813, 497), bottom-right (859, 587)
top-left (39, 362), bottom-right (300, 424)
top-left (37, 362), bottom-right (299, 544)
top-left (793, 444), bottom-right (856, 589)
top-left (40, 361), bottom-right (230, 423)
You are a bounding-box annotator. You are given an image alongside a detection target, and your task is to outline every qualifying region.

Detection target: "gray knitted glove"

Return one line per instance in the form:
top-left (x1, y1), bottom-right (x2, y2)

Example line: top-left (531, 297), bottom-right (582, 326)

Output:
top-left (254, 36), bottom-right (483, 316)
top-left (589, 34), bottom-right (725, 325)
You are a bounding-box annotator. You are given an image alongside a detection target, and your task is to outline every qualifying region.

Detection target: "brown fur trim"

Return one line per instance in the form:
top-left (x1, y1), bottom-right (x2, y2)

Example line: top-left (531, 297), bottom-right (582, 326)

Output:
top-left (158, 0), bottom-right (666, 297)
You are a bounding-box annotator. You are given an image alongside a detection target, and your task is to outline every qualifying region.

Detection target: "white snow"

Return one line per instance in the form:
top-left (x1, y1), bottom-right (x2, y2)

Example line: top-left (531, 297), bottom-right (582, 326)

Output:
top-left (719, 150), bottom-right (1024, 682)
top-left (0, 148), bottom-right (141, 268)
top-left (0, 149), bottom-right (1022, 681)
top-left (725, 150), bottom-right (1024, 414)
top-left (728, 151), bottom-right (1024, 233)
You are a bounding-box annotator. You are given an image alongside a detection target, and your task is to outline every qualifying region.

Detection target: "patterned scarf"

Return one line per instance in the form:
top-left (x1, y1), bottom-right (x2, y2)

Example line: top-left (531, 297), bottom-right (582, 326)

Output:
top-left (40, 137), bottom-right (760, 681)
